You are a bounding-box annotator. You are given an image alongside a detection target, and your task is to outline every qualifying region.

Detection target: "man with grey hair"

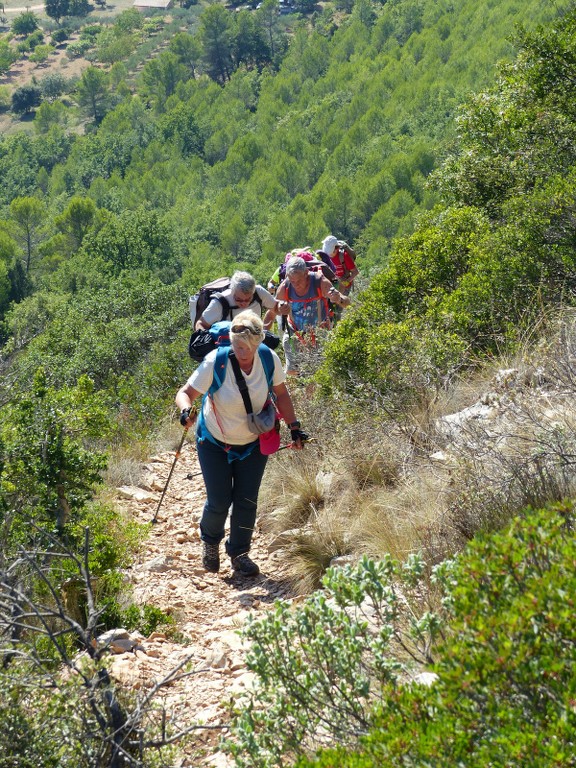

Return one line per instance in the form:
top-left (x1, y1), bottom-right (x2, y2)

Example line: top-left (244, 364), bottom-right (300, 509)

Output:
top-left (263, 256), bottom-right (351, 375)
top-left (196, 271), bottom-right (278, 331)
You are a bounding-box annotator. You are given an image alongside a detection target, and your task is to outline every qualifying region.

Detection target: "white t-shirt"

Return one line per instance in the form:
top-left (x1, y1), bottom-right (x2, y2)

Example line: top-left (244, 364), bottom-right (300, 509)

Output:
top-left (188, 348), bottom-right (285, 445)
top-left (200, 285), bottom-right (276, 327)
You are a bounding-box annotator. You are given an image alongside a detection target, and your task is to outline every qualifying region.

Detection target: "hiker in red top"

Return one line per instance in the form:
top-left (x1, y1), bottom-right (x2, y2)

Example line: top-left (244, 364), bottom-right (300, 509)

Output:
top-left (317, 235), bottom-right (359, 296)
top-left (263, 256), bottom-right (350, 376)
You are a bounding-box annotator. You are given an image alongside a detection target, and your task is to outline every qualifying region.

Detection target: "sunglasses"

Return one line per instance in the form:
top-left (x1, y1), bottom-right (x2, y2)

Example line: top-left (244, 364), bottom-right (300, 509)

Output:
top-left (231, 324), bottom-right (259, 335)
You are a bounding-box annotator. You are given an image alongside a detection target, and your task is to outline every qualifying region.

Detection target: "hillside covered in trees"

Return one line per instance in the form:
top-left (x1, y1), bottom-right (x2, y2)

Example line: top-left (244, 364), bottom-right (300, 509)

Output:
top-left (0, 0), bottom-right (568, 425)
top-left (1, 0), bottom-right (576, 764)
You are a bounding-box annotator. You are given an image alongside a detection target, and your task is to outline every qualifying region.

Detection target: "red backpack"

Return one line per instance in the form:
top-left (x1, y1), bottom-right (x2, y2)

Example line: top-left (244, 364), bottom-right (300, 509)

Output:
top-left (278, 249), bottom-right (336, 283)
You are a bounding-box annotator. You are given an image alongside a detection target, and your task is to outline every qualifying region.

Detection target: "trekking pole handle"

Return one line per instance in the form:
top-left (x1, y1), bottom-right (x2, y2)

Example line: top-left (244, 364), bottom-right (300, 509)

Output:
top-left (289, 427), bottom-right (309, 449)
top-left (180, 407), bottom-right (196, 427)
top-left (277, 436), bottom-right (315, 452)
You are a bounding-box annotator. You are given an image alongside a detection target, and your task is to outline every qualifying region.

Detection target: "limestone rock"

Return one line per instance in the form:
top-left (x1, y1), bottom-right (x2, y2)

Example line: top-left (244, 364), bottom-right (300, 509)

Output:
top-left (412, 671), bottom-right (439, 687)
top-left (116, 485), bottom-right (157, 503)
top-left (141, 555), bottom-right (174, 573)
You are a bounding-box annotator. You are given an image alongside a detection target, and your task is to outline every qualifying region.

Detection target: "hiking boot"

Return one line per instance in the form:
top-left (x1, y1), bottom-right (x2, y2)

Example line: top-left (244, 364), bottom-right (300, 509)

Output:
top-left (202, 542), bottom-right (220, 573)
top-left (231, 553), bottom-right (260, 577)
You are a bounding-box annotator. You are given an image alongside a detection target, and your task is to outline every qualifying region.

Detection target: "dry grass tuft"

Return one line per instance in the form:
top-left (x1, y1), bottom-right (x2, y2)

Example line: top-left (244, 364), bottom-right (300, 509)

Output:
top-left (260, 453), bottom-right (326, 534)
top-left (102, 421), bottom-right (193, 489)
top-left (152, 421), bottom-right (194, 454)
top-left (103, 439), bottom-right (152, 488)
top-left (278, 507), bottom-right (350, 594)
top-left (103, 455), bottom-right (145, 488)
top-left (345, 437), bottom-right (406, 491)
top-left (346, 464), bottom-right (451, 564)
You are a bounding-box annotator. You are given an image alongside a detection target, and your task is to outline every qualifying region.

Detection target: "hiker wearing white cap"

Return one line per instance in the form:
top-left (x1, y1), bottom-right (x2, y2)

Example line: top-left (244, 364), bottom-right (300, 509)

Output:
top-left (317, 235), bottom-right (359, 295)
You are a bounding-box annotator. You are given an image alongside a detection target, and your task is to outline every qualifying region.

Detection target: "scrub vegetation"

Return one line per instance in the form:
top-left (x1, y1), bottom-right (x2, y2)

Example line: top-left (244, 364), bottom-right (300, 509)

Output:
top-left (1, 0), bottom-right (576, 764)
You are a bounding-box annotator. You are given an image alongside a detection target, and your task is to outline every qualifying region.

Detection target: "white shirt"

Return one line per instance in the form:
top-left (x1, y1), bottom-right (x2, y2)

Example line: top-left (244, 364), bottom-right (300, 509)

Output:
top-left (200, 285), bottom-right (276, 327)
top-left (188, 348), bottom-right (285, 444)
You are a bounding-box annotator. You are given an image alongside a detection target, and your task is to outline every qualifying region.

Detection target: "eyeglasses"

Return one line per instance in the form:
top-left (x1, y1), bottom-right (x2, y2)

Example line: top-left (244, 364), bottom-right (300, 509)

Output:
top-left (233, 294), bottom-right (253, 305)
top-left (231, 325), bottom-right (260, 335)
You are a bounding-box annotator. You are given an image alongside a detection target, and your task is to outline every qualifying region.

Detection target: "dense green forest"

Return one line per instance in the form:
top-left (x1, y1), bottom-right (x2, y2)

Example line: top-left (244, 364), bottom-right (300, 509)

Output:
top-left (0, 0), bottom-right (568, 428)
top-left (1, 0), bottom-right (576, 763)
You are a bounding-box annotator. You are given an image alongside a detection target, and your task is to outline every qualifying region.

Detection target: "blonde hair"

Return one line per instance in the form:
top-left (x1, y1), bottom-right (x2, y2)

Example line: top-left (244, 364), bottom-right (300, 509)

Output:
top-left (229, 310), bottom-right (265, 350)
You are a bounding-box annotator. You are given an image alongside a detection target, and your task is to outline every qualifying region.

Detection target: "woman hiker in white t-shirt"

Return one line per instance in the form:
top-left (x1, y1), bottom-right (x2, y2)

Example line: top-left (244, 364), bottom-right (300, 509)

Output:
top-left (175, 310), bottom-right (306, 577)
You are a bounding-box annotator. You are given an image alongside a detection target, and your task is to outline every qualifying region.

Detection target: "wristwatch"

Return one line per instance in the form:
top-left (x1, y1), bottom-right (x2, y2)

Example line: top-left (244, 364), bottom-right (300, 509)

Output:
top-left (180, 408), bottom-right (191, 426)
top-left (288, 421), bottom-right (301, 430)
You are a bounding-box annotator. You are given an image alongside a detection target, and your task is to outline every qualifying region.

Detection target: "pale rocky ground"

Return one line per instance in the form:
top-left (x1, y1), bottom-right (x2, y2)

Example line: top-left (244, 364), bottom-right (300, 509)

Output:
top-left (110, 440), bottom-right (296, 767)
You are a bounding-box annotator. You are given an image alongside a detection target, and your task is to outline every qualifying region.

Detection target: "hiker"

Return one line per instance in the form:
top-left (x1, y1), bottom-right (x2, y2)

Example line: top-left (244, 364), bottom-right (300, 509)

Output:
top-left (318, 235), bottom-right (359, 295)
top-left (263, 256), bottom-right (351, 376)
top-left (195, 271), bottom-right (279, 331)
top-left (267, 248), bottom-right (337, 295)
top-left (175, 310), bottom-right (306, 577)
top-left (267, 266), bottom-right (281, 295)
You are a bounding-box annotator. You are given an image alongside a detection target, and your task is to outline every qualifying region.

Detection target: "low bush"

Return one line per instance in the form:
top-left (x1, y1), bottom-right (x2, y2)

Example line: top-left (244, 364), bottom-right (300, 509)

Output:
top-left (0, 85), bottom-right (10, 111)
top-left (51, 27), bottom-right (71, 44)
top-left (65, 38), bottom-right (93, 58)
top-left (225, 554), bottom-right (443, 767)
top-left (295, 501), bottom-right (576, 767)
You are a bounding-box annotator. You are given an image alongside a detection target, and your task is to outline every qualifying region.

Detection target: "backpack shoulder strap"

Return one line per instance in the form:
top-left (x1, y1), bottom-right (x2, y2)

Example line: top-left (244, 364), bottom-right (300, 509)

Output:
top-left (216, 294), bottom-right (231, 320)
top-left (210, 345), bottom-right (274, 397)
top-left (254, 286), bottom-right (264, 306)
top-left (209, 345), bottom-right (231, 396)
top-left (228, 352), bottom-right (254, 415)
top-left (314, 272), bottom-right (331, 326)
top-left (257, 344), bottom-right (275, 390)
top-left (278, 278), bottom-right (290, 298)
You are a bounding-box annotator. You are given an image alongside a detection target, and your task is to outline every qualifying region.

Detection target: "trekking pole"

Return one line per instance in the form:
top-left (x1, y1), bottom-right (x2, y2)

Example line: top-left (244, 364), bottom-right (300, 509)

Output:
top-left (151, 426), bottom-right (189, 524)
top-left (276, 436), bottom-right (316, 452)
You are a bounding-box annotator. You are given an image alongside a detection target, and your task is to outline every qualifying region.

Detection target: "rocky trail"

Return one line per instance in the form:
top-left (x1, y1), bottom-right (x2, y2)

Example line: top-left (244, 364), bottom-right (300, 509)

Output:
top-left (111, 437), bottom-right (296, 767)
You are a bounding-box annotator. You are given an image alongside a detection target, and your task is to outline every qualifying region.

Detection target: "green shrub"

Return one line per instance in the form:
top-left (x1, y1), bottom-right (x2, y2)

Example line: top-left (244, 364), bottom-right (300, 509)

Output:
top-left (226, 554), bottom-right (443, 767)
top-left (298, 502), bottom-right (576, 767)
top-left (26, 28), bottom-right (44, 50)
top-left (0, 677), bottom-right (65, 768)
top-left (80, 23), bottom-right (104, 40)
top-left (113, 8), bottom-right (144, 34)
top-left (51, 27), bottom-right (71, 44)
top-left (39, 71), bottom-right (70, 100)
top-left (29, 44), bottom-right (55, 65)
top-left (0, 368), bottom-right (111, 545)
top-left (11, 11), bottom-right (39, 36)
top-left (123, 602), bottom-right (175, 637)
top-left (65, 39), bottom-right (93, 58)
top-left (319, 311), bottom-right (466, 415)
top-left (0, 85), bottom-right (10, 112)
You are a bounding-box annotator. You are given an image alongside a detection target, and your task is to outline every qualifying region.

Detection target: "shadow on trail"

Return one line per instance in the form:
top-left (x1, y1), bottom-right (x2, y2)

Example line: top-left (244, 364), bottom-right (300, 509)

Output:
top-left (222, 573), bottom-right (295, 605)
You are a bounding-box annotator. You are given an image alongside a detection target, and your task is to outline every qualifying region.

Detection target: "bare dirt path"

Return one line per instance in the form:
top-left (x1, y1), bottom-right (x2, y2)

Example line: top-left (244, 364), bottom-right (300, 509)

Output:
top-left (3, 4), bottom-right (45, 12)
top-left (112, 437), bottom-right (295, 767)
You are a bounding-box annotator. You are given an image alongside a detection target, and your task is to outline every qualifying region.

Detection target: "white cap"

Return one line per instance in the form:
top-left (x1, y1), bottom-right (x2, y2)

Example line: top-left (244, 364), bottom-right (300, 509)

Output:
top-left (321, 235), bottom-right (338, 255)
